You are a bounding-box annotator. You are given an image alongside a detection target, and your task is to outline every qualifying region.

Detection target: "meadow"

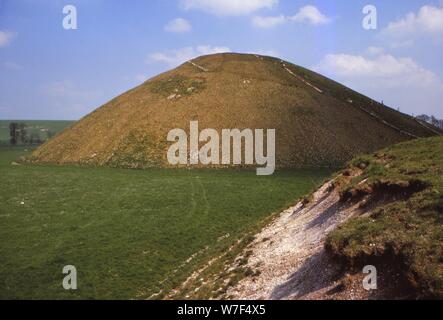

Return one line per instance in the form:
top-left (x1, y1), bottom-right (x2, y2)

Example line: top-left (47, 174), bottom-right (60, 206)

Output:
top-left (0, 147), bottom-right (333, 299)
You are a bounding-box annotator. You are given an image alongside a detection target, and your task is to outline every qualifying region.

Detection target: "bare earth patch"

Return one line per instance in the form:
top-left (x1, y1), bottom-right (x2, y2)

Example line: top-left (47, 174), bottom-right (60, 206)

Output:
top-left (226, 178), bottom-right (368, 300)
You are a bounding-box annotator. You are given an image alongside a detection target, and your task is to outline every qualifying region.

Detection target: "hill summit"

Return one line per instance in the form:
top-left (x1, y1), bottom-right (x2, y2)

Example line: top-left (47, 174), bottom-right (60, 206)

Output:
top-left (32, 53), bottom-right (441, 168)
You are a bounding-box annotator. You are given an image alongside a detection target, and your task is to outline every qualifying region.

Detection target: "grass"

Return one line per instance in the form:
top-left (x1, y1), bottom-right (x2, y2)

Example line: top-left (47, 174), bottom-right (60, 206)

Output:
top-left (148, 75), bottom-right (206, 97)
top-left (0, 120), bottom-right (74, 144)
top-left (325, 136), bottom-right (443, 298)
top-left (0, 147), bottom-right (333, 299)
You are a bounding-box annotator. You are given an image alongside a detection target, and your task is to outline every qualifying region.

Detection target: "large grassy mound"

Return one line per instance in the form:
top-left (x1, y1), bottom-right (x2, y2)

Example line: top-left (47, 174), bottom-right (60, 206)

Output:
top-left (31, 53), bottom-right (441, 168)
top-left (326, 136), bottom-right (443, 298)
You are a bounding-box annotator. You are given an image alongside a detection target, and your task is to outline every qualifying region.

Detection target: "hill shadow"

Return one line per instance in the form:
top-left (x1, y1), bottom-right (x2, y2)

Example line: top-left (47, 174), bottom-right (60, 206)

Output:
top-left (270, 250), bottom-right (342, 300)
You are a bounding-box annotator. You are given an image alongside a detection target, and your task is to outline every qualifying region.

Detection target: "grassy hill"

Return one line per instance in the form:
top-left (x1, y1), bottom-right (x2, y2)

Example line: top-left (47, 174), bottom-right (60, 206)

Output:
top-left (326, 136), bottom-right (443, 298)
top-left (31, 53), bottom-right (441, 168)
top-left (170, 137), bottom-right (443, 300)
top-left (0, 120), bottom-right (74, 145)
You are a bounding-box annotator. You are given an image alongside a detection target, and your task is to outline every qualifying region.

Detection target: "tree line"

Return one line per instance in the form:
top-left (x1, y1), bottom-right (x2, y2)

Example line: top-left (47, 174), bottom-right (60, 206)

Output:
top-left (8, 122), bottom-right (54, 146)
top-left (416, 115), bottom-right (443, 130)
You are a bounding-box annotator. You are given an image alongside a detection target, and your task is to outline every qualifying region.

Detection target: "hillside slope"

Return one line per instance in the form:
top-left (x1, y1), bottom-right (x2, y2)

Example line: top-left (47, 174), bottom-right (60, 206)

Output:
top-left (326, 136), bottom-right (443, 299)
top-left (32, 53), bottom-right (441, 168)
top-left (178, 136), bottom-right (443, 300)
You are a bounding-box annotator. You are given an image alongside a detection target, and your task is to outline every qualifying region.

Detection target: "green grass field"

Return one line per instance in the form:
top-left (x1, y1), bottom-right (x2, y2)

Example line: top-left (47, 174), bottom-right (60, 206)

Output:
top-left (0, 120), bottom-right (74, 144)
top-left (0, 147), bottom-right (333, 299)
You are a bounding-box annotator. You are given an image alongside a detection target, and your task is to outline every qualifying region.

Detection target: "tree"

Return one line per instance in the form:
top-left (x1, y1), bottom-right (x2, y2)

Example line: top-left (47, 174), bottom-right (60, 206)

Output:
top-left (18, 123), bottom-right (27, 144)
top-left (47, 130), bottom-right (55, 140)
top-left (29, 132), bottom-right (42, 145)
top-left (416, 114), bottom-right (443, 130)
top-left (9, 122), bottom-right (19, 145)
top-left (416, 114), bottom-right (431, 123)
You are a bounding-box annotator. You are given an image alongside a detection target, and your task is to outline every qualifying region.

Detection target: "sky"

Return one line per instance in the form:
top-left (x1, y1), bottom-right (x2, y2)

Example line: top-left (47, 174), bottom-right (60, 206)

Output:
top-left (0, 0), bottom-right (443, 120)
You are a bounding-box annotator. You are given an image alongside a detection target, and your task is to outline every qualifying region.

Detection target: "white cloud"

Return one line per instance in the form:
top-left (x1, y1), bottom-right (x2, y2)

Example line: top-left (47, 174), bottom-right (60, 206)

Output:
top-left (164, 18), bottom-right (192, 33)
top-left (0, 30), bottom-right (14, 47)
top-left (314, 50), bottom-right (443, 117)
top-left (290, 5), bottom-right (331, 25)
top-left (365, 46), bottom-right (385, 56)
top-left (252, 15), bottom-right (286, 28)
top-left (148, 45), bottom-right (231, 67)
top-left (253, 5), bottom-right (331, 29)
top-left (314, 52), bottom-right (441, 88)
top-left (381, 5), bottom-right (443, 45)
top-left (181, 0), bottom-right (277, 15)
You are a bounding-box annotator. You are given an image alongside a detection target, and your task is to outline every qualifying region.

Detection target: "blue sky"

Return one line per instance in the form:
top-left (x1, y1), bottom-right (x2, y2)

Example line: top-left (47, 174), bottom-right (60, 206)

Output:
top-left (1, 0), bottom-right (443, 120)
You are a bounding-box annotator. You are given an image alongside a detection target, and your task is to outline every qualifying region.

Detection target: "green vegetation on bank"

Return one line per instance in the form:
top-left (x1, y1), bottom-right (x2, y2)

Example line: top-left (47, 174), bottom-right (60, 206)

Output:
top-left (0, 147), bottom-right (332, 299)
top-left (326, 136), bottom-right (443, 298)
